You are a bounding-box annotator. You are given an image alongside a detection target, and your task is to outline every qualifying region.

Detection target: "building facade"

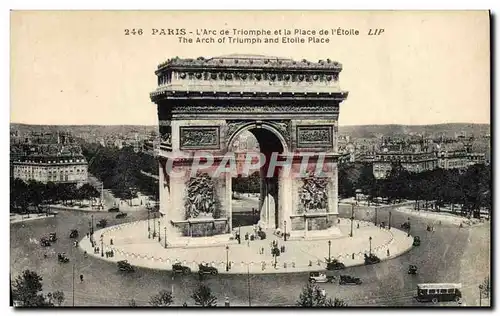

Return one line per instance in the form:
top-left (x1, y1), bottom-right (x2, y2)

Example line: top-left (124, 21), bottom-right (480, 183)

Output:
top-left (13, 155), bottom-right (88, 184)
top-left (373, 152), bottom-right (438, 179)
top-left (436, 150), bottom-right (469, 170)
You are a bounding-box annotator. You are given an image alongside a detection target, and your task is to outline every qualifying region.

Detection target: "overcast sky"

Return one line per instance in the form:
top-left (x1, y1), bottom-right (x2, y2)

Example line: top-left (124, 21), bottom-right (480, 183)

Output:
top-left (10, 11), bottom-right (490, 126)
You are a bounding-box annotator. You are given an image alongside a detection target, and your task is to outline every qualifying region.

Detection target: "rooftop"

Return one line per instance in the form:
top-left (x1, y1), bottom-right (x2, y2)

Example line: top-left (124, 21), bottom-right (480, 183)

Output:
top-left (157, 54), bottom-right (343, 72)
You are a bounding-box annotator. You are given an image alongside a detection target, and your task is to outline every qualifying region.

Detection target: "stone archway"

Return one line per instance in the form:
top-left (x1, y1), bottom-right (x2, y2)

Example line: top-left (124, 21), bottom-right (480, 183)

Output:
top-left (227, 121), bottom-right (288, 231)
top-left (150, 54), bottom-right (348, 242)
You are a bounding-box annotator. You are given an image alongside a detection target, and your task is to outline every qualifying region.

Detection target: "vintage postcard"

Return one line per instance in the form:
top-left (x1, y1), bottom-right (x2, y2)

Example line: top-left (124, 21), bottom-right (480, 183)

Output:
top-left (10, 11), bottom-right (491, 307)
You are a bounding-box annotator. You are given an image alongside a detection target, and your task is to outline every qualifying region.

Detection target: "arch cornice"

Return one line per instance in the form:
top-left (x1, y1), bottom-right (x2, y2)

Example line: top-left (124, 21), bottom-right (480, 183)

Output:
top-left (226, 120), bottom-right (290, 154)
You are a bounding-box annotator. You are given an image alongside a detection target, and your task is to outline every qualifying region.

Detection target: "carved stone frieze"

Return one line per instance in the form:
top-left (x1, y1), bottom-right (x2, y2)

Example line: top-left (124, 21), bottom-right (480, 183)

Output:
top-left (225, 120), bottom-right (248, 144)
top-left (269, 120), bottom-right (291, 144)
top-left (172, 105), bottom-right (339, 114)
top-left (180, 126), bottom-right (220, 150)
top-left (184, 173), bottom-right (221, 219)
top-left (298, 176), bottom-right (329, 214)
top-left (296, 125), bottom-right (333, 148)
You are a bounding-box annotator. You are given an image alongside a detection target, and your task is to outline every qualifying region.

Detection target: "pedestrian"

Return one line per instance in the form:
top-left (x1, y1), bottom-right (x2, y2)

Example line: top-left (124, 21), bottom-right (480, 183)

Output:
top-left (110, 238), bottom-right (113, 245)
top-left (80, 274), bottom-right (84, 282)
top-left (387, 249), bottom-right (390, 257)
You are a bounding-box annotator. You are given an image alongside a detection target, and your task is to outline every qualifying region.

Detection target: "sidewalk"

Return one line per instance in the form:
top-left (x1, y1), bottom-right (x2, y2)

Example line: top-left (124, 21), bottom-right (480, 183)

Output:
top-left (10, 213), bottom-right (56, 224)
top-left (79, 218), bottom-right (414, 274)
top-left (396, 206), bottom-right (490, 227)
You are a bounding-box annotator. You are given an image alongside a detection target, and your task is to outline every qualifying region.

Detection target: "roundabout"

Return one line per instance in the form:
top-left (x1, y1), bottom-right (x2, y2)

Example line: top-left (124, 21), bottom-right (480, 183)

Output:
top-left (80, 218), bottom-right (414, 274)
top-left (10, 205), bottom-right (490, 306)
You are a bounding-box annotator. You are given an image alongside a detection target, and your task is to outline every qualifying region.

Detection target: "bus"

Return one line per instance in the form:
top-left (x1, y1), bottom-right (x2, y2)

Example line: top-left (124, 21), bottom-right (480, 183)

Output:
top-left (416, 283), bottom-right (462, 303)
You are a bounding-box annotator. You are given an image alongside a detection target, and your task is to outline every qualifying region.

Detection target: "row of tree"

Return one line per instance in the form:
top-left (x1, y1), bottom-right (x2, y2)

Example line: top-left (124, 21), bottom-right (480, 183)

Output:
top-left (13, 269), bottom-right (346, 307)
top-left (139, 280), bottom-right (347, 307)
top-left (81, 143), bottom-right (159, 200)
top-left (10, 178), bottom-right (100, 213)
top-left (82, 142), bottom-right (265, 198)
top-left (338, 162), bottom-right (491, 218)
top-left (232, 171), bottom-right (261, 193)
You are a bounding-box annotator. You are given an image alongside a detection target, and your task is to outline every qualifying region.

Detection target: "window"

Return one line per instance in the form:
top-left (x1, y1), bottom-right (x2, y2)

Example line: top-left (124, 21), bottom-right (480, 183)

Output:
top-left (428, 289), bottom-right (436, 294)
top-left (447, 289), bottom-right (455, 294)
top-left (439, 289), bottom-right (447, 294)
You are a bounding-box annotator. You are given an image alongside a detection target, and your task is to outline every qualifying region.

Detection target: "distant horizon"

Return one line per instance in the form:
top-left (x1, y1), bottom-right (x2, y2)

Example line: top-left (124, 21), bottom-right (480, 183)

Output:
top-left (9, 121), bottom-right (491, 127)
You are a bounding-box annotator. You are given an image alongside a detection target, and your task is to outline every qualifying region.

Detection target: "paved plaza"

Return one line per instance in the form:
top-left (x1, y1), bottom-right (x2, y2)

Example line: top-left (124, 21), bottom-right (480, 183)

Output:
top-left (80, 218), bottom-right (414, 274)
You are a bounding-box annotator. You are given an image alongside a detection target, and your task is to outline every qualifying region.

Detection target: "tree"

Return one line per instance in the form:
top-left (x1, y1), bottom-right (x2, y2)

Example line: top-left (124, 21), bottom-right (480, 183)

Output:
top-left (325, 297), bottom-right (348, 307)
top-left (11, 270), bottom-right (53, 307)
top-left (47, 290), bottom-right (65, 306)
top-left (149, 290), bottom-right (173, 306)
top-left (480, 276), bottom-right (490, 298)
top-left (192, 283), bottom-right (217, 307)
top-left (128, 299), bottom-right (138, 307)
top-left (296, 283), bottom-right (346, 307)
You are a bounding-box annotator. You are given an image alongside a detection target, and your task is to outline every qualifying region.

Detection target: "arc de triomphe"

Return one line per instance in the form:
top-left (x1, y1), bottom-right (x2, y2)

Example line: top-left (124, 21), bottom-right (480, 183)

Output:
top-left (150, 54), bottom-right (348, 243)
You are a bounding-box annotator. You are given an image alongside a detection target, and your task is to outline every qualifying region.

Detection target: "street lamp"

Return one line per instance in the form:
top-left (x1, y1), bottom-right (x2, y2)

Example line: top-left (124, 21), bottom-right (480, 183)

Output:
top-left (407, 217), bottom-right (411, 237)
top-left (158, 220), bottom-right (161, 242)
top-left (479, 285), bottom-right (483, 306)
top-left (100, 235), bottom-right (104, 257)
top-left (147, 210), bottom-right (151, 238)
top-left (284, 220), bottom-right (287, 241)
top-left (153, 213), bottom-right (157, 237)
top-left (164, 227), bottom-right (167, 248)
top-left (226, 245), bottom-right (229, 271)
top-left (369, 236), bottom-right (372, 256)
top-left (375, 208), bottom-right (378, 226)
top-left (350, 204), bottom-right (355, 237)
top-left (91, 215), bottom-right (94, 235)
top-left (328, 240), bottom-right (332, 262)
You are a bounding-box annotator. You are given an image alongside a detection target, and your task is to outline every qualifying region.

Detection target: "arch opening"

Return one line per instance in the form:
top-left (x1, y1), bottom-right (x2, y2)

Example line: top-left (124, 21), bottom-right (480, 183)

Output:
top-left (229, 124), bottom-right (286, 232)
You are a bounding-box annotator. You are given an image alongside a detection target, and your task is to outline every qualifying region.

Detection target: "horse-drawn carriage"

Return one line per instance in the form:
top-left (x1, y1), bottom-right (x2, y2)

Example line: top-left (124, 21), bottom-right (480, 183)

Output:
top-left (57, 253), bottom-right (69, 263)
top-left (69, 229), bottom-right (79, 239)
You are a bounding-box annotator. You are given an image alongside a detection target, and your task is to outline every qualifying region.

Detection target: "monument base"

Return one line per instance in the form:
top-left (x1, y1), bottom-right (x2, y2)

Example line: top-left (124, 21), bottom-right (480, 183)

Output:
top-left (288, 226), bottom-right (343, 241)
top-left (166, 234), bottom-right (238, 249)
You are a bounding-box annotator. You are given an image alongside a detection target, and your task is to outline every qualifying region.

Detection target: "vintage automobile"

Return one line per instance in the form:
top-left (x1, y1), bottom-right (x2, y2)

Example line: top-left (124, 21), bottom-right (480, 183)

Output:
top-left (96, 219), bottom-right (108, 228)
top-left (401, 222), bottom-right (411, 230)
top-left (408, 265), bottom-right (418, 275)
top-left (115, 212), bottom-right (128, 219)
top-left (49, 232), bottom-right (57, 242)
top-left (339, 275), bottom-right (362, 285)
top-left (172, 263), bottom-right (191, 275)
top-left (326, 259), bottom-right (346, 270)
top-left (57, 253), bottom-right (69, 263)
top-left (413, 236), bottom-right (421, 247)
top-left (40, 237), bottom-right (51, 247)
top-left (309, 271), bottom-right (336, 283)
top-left (198, 263), bottom-right (218, 275)
top-left (364, 253), bottom-right (381, 265)
top-left (117, 260), bottom-right (135, 272)
top-left (69, 229), bottom-right (79, 239)
top-left (108, 207), bottom-right (120, 213)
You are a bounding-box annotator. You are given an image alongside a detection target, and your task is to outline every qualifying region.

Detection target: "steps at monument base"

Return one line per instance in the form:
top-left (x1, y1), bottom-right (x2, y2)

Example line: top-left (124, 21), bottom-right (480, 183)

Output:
top-left (166, 234), bottom-right (238, 249)
top-left (288, 227), bottom-right (343, 241)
